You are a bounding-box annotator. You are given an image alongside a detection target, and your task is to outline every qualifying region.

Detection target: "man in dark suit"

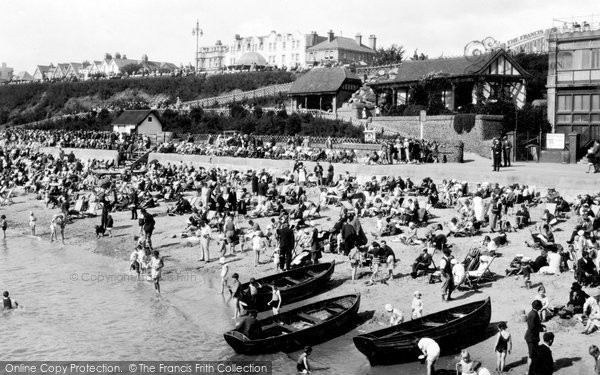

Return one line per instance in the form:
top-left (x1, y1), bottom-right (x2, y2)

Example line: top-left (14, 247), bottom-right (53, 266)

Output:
top-left (525, 300), bottom-right (545, 373)
top-left (411, 248), bottom-right (433, 278)
top-left (530, 332), bottom-right (554, 375)
top-left (277, 222), bottom-right (295, 271)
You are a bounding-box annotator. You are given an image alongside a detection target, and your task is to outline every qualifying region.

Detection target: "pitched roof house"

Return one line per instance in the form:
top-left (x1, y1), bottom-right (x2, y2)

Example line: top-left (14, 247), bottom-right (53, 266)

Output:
top-left (368, 49), bottom-right (531, 110)
top-left (288, 67), bottom-right (363, 112)
top-left (112, 110), bottom-right (163, 135)
top-left (32, 65), bottom-right (53, 81)
top-left (307, 31), bottom-right (376, 65)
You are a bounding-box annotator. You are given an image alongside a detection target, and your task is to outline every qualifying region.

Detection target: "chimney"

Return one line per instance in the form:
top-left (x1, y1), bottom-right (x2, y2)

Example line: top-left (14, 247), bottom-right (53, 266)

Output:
top-left (369, 34), bottom-right (377, 50)
top-left (355, 34), bottom-right (362, 46)
top-left (328, 30), bottom-right (335, 42)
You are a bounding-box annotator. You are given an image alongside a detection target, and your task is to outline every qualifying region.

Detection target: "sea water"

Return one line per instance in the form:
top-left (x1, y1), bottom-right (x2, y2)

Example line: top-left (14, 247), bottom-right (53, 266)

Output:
top-left (0, 237), bottom-right (469, 374)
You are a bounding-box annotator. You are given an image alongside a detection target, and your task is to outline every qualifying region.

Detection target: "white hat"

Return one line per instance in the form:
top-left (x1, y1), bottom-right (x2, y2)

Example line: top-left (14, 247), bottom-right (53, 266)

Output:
top-left (409, 222), bottom-right (416, 228)
top-left (578, 230), bottom-right (585, 236)
top-left (384, 304), bottom-right (393, 312)
top-left (219, 257), bottom-right (226, 264)
top-left (451, 259), bottom-right (458, 265)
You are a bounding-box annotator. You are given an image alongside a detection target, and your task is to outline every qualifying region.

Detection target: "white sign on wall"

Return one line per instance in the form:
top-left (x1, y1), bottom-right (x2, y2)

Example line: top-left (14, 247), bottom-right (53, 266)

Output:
top-left (546, 133), bottom-right (565, 149)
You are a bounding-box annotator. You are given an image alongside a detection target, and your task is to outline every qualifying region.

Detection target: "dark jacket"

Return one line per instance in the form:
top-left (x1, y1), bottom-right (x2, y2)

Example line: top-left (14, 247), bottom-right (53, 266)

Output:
top-left (524, 309), bottom-right (543, 343)
top-left (530, 343), bottom-right (553, 375)
top-left (277, 227), bottom-right (295, 252)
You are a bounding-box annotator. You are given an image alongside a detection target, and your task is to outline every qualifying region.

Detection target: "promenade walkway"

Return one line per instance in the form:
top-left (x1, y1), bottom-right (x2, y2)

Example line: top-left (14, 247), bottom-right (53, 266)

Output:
top-left (149, 151), bottom-right (600, 199)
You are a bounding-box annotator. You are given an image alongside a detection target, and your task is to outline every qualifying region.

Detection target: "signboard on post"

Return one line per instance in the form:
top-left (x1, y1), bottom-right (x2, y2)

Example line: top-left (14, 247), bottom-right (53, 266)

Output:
top-left (546, 133), bottom-right (565, 149)
top-left (419, 110), bottom-right (426, 140)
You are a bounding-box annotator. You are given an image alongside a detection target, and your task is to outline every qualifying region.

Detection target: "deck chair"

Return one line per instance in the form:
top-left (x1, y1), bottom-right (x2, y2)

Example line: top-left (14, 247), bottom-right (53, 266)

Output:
top-left (340, 200), bottom-right (355, 213)
top-left (85, 200), bottom-right (98, 216)
top-left (0, 188), bottom-right (14, 206)
top-left (463, 255), bottom-right (496, 290)
top-left (73, 198), bottom-right (84, 213)
top-left (303, 203), bottom-right (321, 219)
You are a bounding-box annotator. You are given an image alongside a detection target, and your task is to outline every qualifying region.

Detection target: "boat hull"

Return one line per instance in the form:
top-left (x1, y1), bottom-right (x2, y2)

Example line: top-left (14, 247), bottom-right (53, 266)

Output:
top-left (353, 298), bottom-right (492, 366)
top-left (240, 262), bottom-right (335, 312)
top-left (225, 293), bottom-right (360, 354)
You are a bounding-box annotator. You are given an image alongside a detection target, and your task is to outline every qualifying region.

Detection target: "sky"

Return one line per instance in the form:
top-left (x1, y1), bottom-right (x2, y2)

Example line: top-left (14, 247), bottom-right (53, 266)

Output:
top-left (1, 0), bottom-right (599, 73)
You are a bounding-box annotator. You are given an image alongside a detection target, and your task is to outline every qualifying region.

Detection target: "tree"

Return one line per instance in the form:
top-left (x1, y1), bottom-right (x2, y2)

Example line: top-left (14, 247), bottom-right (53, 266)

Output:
top-left (512, 52), bottom-right (548, 102)
top-left (122, 54), bottom-right (127, 60)
top-left (120, 64), bottom-right (143, 76)
top-left (373, 44), bottom-right (405, 65)
top-left (115, 52), bottom-right (122, 59)
top-left (104, 53), bottom-right (113, 60)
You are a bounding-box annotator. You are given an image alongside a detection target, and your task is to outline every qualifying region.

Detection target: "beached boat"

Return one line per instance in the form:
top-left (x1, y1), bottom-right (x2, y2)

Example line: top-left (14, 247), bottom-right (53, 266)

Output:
top-left (224, 293), bottom-right (360, 354)
top-left (239, 262), bottom-right (335, 312)
top-left (353, 297), bottom-right (491, 366)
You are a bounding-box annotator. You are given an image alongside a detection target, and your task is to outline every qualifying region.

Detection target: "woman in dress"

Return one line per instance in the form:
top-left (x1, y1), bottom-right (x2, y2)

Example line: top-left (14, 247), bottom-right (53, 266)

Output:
top-left (494, 322), bottom-right (512, 373)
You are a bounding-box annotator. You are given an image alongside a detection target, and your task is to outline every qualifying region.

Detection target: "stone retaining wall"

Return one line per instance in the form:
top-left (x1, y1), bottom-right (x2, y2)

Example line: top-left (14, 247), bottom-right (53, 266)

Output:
top-left (369, 114), bottom-right (504, 158)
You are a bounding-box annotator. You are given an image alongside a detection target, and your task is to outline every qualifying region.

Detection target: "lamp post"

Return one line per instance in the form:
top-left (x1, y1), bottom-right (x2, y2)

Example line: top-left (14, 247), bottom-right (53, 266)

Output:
top-left (192, 20), bottom-right (203, 73)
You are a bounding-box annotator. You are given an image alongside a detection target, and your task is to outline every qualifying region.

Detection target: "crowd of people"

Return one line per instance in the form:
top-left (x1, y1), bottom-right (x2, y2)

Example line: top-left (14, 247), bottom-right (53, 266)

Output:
top-left (3, 126), bottom-right (600, 373)
top-left (156, 132), bottom-right (451, 165)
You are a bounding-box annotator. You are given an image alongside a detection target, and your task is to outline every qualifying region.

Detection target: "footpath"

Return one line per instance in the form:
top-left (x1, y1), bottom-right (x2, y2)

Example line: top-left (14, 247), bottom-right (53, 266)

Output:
top-left (149, 152), bottom-right (600, 199)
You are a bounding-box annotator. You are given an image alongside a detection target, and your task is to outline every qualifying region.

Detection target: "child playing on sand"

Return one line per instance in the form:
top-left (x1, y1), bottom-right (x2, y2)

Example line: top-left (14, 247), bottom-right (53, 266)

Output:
top-left (455, 350), bottom-right (476, 375)
top-left (296, 346), bottom-right (312, 374)
top-left (29, 211), bottom-right (36, 236)
top-left (412, 291), bottom-right (424, 319)
top-left (220, 257), bottom-right (229, 294)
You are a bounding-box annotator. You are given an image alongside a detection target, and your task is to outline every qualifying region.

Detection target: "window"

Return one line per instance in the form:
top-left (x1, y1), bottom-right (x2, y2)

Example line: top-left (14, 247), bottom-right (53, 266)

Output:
top-left (574, 95), bottom-right (590, 111)
top-left (573, 114), bottom-right (589, 123)
top-left (592, 49), bottom-right (600, 69)
top-left (557, 95), bottom-right (572, 111)
top-left (557, 51), bottom-right (573, 70)
top-left (592, 95), bottom-right (600, 111)
top-left (148, 116), bottom-right (153, 122)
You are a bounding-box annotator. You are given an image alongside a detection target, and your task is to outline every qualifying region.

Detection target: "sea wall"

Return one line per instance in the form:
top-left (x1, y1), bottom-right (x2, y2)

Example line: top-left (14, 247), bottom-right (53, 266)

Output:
top-left (369, 114), bottom-right (504, 158)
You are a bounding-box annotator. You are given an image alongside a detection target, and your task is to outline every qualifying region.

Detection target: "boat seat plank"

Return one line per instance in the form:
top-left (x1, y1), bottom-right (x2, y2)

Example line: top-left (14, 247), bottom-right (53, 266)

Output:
top-left (422, 321), bottom-right (444, 327)
top-left (306, 270), bottom-right (320, 277)
top-left (378, 330), bottom-right (413, 339)
top-left (279, 323), bottom-right (299, 332)
top-left (262, 323), bottom-right (280, 331)
top-left (284, 276), bottom-right (302, 284)
top-left (297, 312), bottom-right (321, 323)
top-left (325, 305), bottom-right (345, 313)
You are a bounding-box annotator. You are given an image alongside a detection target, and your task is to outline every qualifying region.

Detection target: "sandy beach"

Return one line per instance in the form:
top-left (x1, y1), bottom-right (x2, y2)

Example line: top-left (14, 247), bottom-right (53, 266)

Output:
top-left (4, 167), bottom-right (598, 374)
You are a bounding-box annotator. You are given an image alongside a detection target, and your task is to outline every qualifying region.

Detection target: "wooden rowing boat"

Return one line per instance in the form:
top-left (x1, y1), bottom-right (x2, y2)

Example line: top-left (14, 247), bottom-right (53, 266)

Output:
top-left (238, 262), bottom-right (335, 312)
top-left (224, 293), bottom-right (360, 354)
top-left (353, 297), bottom-right (491, 366)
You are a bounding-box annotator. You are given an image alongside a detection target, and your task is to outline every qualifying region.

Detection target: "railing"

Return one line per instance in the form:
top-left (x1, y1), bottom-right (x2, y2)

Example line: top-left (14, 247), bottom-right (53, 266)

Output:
top-left (183, 82), bottom-right (293, 108)
top-left (183, 134), bottom-right (362, 145)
